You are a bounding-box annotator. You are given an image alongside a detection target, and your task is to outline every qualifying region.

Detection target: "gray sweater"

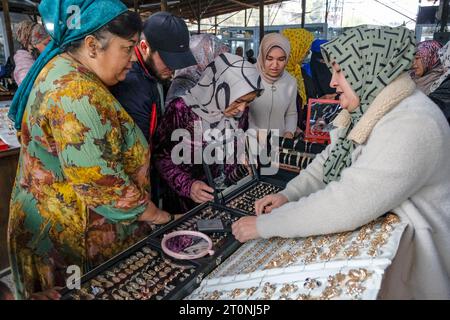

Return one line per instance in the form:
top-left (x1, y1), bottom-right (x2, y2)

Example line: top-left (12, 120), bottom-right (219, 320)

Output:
top-left (248, 72), bottom-right (298, 135)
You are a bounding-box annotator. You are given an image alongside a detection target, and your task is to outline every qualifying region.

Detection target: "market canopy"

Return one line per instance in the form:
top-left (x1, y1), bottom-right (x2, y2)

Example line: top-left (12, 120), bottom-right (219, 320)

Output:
top-left (1, 0), bottom-right (288, 21)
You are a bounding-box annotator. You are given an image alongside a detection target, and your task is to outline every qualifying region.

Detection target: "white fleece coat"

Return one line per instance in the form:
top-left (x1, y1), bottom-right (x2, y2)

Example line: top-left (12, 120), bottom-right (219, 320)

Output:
top-left (256, 74), bottom-right (450, 299)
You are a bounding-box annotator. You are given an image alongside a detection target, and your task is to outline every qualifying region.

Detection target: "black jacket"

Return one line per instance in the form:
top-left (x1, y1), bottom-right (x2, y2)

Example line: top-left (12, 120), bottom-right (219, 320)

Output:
top-left (428, 75), bottom-right (450, 125)
top-left (110, 60), bottom-right (163, 142)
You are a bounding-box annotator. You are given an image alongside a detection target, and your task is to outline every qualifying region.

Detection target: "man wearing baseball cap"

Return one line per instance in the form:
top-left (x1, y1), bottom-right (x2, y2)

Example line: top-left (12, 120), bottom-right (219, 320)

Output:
top-left (111, 11), bottom-right (196, 143)
top-left (111, 11), bottom-right (196, 208)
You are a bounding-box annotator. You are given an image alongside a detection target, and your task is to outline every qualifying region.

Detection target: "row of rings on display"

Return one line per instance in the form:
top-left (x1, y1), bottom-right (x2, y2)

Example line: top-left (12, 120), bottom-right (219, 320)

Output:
top-left (68, 246), bottom-right (196, 300)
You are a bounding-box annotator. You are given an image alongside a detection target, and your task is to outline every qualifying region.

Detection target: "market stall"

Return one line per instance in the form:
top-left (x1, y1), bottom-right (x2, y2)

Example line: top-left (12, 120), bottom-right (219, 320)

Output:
top-left (61, 168), bottom-right (407, 300)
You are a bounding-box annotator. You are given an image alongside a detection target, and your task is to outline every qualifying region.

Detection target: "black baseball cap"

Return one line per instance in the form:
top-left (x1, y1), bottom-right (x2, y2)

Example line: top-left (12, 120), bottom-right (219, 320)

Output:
top-left (143, 12), bottom-right (197, 70)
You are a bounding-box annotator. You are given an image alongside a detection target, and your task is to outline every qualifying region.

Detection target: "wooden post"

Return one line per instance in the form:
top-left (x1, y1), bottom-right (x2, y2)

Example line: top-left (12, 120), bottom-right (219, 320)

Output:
top-left (134, 0), bottom-right (139, 12)
top-left (301, 0), bottom-right (306, 28)
top-left (2, 0), bottom-right (14, 57)
top-left (161, 0), bottom-right (168, 12)
top-left (259, 0), bottom-right (264, 42)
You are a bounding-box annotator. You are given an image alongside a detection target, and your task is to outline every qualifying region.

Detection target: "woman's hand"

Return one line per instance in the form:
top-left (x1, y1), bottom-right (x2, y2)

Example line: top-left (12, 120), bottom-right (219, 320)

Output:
top-left (30, 287), bottom-right (62, 300)
top-left (150, 208), bottom-right (175, 225)
top-left (254, 193), bottom-right (288, 215)
top-left (190, 181), bottom-right (214, 203)
top-left (232, 216), bottom-right (260, 243)
top-left (139, 202), bottom-right (174, 225)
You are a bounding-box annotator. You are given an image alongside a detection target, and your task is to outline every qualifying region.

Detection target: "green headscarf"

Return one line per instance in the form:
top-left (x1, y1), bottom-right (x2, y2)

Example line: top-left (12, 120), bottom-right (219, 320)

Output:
top-left (8, 0), bottom-right (128, 130)
top-left (320, 25), bottom-right (415, 183)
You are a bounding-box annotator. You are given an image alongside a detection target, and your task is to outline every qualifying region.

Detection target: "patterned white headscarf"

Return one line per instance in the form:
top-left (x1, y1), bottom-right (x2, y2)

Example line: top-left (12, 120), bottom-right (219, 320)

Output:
top-left (181, 53), bottom-right (262, 134)
top-left (166, 34), bottom-right (230, 105)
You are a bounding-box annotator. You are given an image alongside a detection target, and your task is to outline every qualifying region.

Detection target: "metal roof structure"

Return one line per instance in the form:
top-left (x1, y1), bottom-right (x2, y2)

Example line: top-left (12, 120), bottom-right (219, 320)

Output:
top-left (1, 0), bottom-right (287, 21)
top-left (0, 0), bottom-right (297, 55)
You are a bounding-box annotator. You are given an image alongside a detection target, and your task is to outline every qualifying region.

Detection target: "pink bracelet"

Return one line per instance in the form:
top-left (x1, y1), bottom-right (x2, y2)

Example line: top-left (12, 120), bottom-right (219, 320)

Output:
top-left (161, 230), bottom-right (215, 260)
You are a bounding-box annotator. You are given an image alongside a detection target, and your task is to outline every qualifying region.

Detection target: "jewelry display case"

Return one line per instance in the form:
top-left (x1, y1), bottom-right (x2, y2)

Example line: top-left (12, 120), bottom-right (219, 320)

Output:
top-left (58, 147), bottom-right (409, 301)
top-left (150, 203), bottom-right (245, 281)
top-left (61, 174), bottom-right (407, 300)
top-left (188, 266), bottom-right (384, 300)
top-left (214, 161), bottom-right (288, 213)
top-left (62, 242), bottom-right (201, 300)
top-left (61, 172), bottom-right (288, 300)
top-left (60, 150), bottom-right (408, 301)
top-left (188, 213), bottom-right (408, 300)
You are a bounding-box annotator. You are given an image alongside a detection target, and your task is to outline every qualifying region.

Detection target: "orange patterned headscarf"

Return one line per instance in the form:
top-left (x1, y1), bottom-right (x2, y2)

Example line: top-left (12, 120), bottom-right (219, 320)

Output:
top-left (281, 28), bottom-right (314, 108)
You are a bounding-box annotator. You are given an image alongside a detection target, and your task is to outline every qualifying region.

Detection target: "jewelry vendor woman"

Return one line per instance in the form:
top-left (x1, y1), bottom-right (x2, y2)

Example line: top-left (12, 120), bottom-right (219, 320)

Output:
top-left (232, 26), bottom-right (450, 299)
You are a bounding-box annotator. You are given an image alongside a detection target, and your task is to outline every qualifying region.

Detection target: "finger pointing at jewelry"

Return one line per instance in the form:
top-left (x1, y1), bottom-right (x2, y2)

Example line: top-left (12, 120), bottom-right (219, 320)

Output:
top-left (255, 196), bottom-right (271, 215)
top-left (255, 196), bottom-right (269, 214)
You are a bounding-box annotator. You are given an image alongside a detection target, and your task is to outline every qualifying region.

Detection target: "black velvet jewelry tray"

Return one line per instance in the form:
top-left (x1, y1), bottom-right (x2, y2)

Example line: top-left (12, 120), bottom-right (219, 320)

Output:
top-left (148, 202), bottom-right (245, 285)
top-left (60, 175), bottom-right (288, 301)
top-left (214, 173), bottom-right (287, 216)
top-left (59, 239), bottom-right (201, 300)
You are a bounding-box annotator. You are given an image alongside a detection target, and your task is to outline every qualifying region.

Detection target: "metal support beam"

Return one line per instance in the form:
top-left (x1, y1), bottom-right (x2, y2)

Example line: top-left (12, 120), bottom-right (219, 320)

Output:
top-left (227, 0), bottom-right (258, 9)
top-left (271, 3), bottom-right (282, 26)
top-left (161, 0), bottom-right (168, 11)
top-left (206, 10), bottom-right (245, 32)
top-left (244, 9), bottom-right (247, 27)
top-left (247, 9), bottom-right (253, 27)
top-left (259, 0), bottom-right (264, 42)
top-left (200, 0), bottom-right (217, 18)
top-left (2, 0), bottom-right (14, 57)
top-left (373, 0), bottom-right (415, 22)
top-left (186, 0), bottom-right (197, 21)
top-left (301, 0), bottom-right (306, 28)
top-left (216, 10), bottom-right (241, 25)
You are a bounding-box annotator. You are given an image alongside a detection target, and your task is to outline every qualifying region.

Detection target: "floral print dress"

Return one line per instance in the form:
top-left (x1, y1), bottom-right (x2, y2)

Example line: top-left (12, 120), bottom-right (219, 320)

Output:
top-left (8, 54), bottom-right (152, 299)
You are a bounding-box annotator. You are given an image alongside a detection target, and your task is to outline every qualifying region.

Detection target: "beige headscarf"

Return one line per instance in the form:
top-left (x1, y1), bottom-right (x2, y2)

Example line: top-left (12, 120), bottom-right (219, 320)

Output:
top-left (257, 33), bottom-right (291, 84)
